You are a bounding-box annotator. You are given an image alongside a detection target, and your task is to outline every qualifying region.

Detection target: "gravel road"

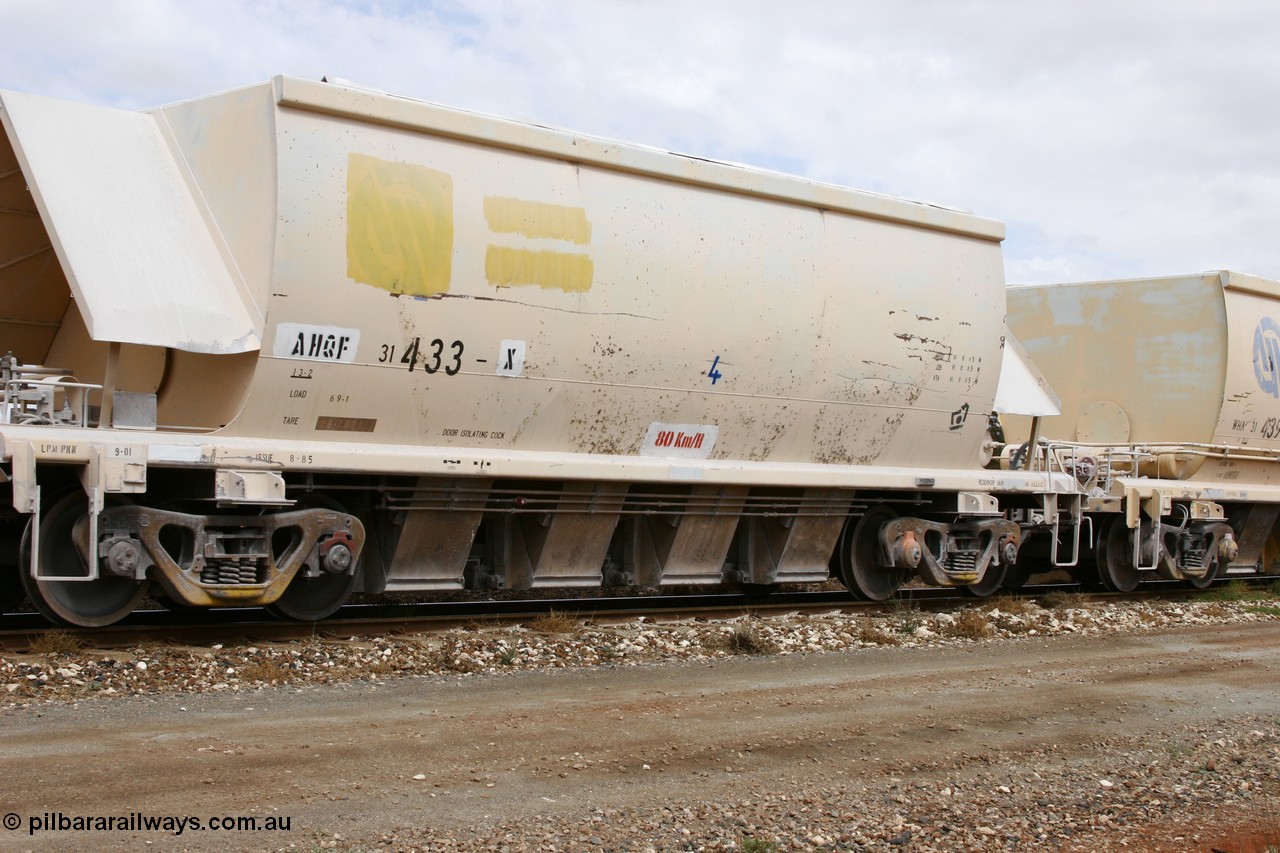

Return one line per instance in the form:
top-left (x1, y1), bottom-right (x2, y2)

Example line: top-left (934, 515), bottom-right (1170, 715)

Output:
top-left (1, 600), bottom-right (1278, 852)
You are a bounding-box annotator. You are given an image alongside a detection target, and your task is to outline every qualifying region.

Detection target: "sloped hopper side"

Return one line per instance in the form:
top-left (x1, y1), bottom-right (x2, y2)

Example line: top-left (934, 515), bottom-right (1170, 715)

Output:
top-left (0, 90), bottom-right (265, 430)
top-left (0, 120), bottom-right (66, 365)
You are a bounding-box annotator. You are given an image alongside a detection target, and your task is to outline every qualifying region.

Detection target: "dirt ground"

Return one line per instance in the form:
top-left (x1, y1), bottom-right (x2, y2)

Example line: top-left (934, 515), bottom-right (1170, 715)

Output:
top-left (2, 621), bottom-right (1279, 852)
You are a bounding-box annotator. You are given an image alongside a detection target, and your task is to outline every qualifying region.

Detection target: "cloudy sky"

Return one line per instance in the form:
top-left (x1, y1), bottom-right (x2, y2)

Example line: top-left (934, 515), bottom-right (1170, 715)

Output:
top-left (3, 0), bottom-right (1277, 284)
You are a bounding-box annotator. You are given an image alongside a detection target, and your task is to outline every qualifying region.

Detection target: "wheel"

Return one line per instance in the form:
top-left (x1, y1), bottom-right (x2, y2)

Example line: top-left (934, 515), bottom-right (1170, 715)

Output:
top-left (1069, 564), bottom-right (1105, 590)
top-left (1182, 560), bottom-right (1219, 589)
top-left (1000, 563), bottom-right (1033, 591)
top-left (1097, 516), bottom-right (1141, 592)
top-left (266, 493), bottom-right (359, 621)
top-left (963, 562), bottom-right (1007, 597)
top-left (19, 493), bottom-right (150, 627)
top-left (266, 567), bottom-right (358, 621)
top-left (838, 506), bottom-right (905, 601)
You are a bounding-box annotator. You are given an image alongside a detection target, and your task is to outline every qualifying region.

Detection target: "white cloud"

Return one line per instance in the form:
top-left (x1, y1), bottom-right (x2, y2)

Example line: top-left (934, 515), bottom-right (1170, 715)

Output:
top-left (1, 0), bottom-right (1277, 283)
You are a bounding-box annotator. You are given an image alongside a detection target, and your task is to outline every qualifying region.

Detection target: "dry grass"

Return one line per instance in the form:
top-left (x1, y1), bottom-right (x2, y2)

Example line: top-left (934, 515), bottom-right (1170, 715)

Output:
top-left (237, 659), bottom-right (290, 684)
top-left (424, 647), bottom-right (485, 673)
top-left (704, 619), bottom-right (779, 655)
top-left (944, 609), bottom-right (994, 639)
top-left (855, 618), bottom-right (902, 646)
top-left (28, 630), bottom-right (81, 656)
top-left (1038, 589), bottom-right (1092, 611)
top-left (985, 593), bottom-right (1037, 616)
top-left (463, 616), bottom-right (506, 633)
top-left (527, 610), bottom-right (579, 634)
top-left (364, 657), bottom-right (399, 675)
top-left (889, 599), bottom-right (923, 634)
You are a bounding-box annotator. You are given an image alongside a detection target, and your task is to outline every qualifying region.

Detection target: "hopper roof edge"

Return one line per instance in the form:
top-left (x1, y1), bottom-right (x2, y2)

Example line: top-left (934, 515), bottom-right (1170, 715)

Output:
top-left (273, 75), bottom-right (1005, 243)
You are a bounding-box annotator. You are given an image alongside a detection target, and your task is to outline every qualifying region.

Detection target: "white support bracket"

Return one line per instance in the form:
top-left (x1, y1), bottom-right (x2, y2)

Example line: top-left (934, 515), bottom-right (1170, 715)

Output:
top-left (1049, 493), bottom-right (1089, 569)
top-left (29, 448), bottom-right (107, 582)
top-left (29, 484), bottom-right (102, 582)
top-left (1126, 487), bottom-right (1169, 571)
top-left (9, 440), bottom-right (36, 515)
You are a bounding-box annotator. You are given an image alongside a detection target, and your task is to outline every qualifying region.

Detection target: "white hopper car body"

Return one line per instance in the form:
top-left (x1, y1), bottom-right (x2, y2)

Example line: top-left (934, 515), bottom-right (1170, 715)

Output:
top-left (0, 76), bottom-right (1268, 626)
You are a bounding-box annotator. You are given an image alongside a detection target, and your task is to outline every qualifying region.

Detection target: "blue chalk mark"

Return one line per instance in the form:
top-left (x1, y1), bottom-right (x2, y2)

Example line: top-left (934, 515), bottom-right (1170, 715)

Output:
top-left (708, 355), bottom-right (723, 385)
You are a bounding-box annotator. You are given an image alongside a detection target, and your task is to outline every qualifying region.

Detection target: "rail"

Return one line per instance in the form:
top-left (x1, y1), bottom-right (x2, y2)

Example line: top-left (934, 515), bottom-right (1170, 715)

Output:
top-left (2, 579), bottom-right (1264, 653)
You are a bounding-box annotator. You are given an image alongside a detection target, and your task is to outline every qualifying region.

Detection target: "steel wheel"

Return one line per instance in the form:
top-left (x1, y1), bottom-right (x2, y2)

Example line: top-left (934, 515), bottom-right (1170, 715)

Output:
top-left (266, 567), bottom-right (358, 621)
top-left (1000, 563), bottom-right (1033, 591)
top-left (1097, 516), bottom-right (1141, 593)
top-left (839, 506), bottom-right (905, 601)
top-left (1181, 560), bottom-right (1219, 589)
top-left (266, 494), bottom-right (359, 621)
top-left (963, 562), bottom-right (1007, 598)
top-left (20, 492), bottom-right (150, 627)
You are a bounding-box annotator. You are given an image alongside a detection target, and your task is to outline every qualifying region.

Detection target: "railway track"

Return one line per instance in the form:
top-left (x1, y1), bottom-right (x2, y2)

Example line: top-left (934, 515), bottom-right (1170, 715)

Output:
top-left (2, 579), bottom-right (1262, 653)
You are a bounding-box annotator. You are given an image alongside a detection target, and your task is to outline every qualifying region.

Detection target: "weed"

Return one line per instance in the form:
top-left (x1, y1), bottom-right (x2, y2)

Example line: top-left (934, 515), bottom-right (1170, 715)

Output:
top-left (1201, 602), bottom-right (1233, 618)
top-left (1038, 590), bottom-right (1091, 611)
top-left (856, 618), bottom-right (902, 646)
top-left (498, 647), bottom-right (519, 666)
top-left (889, 599), bottom-right (923, 634)
top-left (987, 593), bottom-right (1037, 616)
top-left (945, 609), bottom-right (994, 639)
top-left (528, 610), bottom-right (579, 634)
top-left (705, 619), bottom-right (779, 655)
top-left (28, 630), bottom-right (81, 656)
top-left (364, 657), bottom-right (398, 675)
top-left (425, 648), bottom-right (484, 673)
top-left (1247, 604), bottom-right (1280, 618)
top-left (237, 659), bottom-right (289, 684)
top-left (741, 836), bottom-right (781, 853)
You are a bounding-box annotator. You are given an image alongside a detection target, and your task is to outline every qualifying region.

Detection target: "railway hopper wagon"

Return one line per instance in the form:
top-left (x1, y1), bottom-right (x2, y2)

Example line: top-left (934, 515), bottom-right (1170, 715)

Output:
top-left (1005, 272), bottom-right (1280, 591)
top-left (0, 75), bottom-right (1057, 627)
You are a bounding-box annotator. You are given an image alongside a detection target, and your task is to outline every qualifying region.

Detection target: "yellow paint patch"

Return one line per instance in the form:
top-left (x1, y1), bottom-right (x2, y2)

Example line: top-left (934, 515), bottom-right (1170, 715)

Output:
top-left (484, 196), bottom-right (591, 244)
top-left (485, 246), bottom-right (594, 292)
top-left (347, 153), bottom-right (453, 296)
